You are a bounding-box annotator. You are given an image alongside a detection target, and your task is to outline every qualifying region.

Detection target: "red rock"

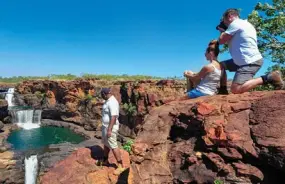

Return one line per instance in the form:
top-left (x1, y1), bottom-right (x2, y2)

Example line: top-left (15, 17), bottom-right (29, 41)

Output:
top-left (17, 79), bottom-right (185, 137)
top-left (197, 102), bottom-right (218, 116)
top-left (108, 149), bottom-right (130, 168)
top-left (225, 110), bottom-right (257, 157)
top-left (218, 147), bottom-right (243, 160)
top-left (186, 163), bottom-right (217, 184)
top-left (186, 155), bottom-right (198, 165)
top-left (130, 155), bottom-right (145, 163)
top-left (132, 143), bottom-right (148, 156)
top-left (221, 103), bottom-right (232, 114)
top-left (40, 148), bottom-right (98, 184)
top-left (45, 90), bottom-right (56, 107)
top-left (203, 153), bottom-right (227, 173)
top-left (231, 101), bottom-right (251, 112)
top-left (86, 169), bottom-right (109, 184)
top-left (15, 80), bottom-right (285, 184)
top-left (40, 147), bottom-right (131, 184)
top-left (251, 93), bottom-right (285, 171)
top-left (232, 162), bottom-right (264, 183)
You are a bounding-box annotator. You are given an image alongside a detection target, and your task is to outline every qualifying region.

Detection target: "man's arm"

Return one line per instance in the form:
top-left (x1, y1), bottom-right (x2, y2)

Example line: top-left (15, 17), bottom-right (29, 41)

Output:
top-left (107, 100), bottom-right (119, 137)
top-left (219, 32), bottom-right (232, 44)
top-left (218, 20), bottom-right (240, 44)
top-left (107, 116), bottom-right (118, 137)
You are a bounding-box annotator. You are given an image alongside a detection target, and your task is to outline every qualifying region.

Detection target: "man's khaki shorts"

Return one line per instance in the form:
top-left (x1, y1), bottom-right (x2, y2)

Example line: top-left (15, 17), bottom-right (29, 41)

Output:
top-left (102, 126), bottom-right (118, 149)
top-left (221, 59), bottom-right (263, 85)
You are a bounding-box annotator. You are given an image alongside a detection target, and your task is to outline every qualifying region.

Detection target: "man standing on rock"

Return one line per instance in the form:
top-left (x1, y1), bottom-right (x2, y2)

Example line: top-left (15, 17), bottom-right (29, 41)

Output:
top-left (100, 88), bottom-right (126, 175)
top-left (217, 8), bottom-right (284, 94)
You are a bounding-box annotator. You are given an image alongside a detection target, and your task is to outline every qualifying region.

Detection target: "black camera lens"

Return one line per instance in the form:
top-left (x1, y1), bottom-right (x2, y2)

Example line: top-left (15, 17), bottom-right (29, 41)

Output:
top-left (216, 21), bottom-right (228, 31)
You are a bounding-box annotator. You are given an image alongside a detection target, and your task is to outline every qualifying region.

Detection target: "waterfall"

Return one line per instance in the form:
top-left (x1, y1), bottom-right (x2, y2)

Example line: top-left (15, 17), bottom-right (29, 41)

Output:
top-left (33, 110), bottom-right (42, 124)
top-left (25, 155), bottom-right (38, 184)
top-left (11, 109), bottom-right (42, 130)
top-left (5, 88), bottom-right (15, 107)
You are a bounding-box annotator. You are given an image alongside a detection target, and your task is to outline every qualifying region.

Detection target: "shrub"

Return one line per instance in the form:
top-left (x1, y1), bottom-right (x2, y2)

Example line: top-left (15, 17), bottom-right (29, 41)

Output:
top-left (123, 103), bottom-right (137, 116)
top-left (251, 85), bottom-right (274, 91)
top-left (122, 140), bottom-right (134, 153)
top-left (85, 94), bottom-right (93, 100)
top-left (214, 179), bottom-right (224, 184)
top-left (34, 91), bottom-right (45, 99)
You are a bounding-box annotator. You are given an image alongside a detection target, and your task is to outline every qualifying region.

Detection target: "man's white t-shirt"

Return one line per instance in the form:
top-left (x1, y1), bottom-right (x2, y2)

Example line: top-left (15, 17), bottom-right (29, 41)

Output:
top-left (225, 19), bottom-right (263, 66)
top-left (102, 95), bottom-right (120, 130)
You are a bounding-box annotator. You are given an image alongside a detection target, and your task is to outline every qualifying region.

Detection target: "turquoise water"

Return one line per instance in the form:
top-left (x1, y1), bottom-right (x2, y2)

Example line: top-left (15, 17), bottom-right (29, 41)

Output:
top-left (7, 126), bottom-right (85, 151)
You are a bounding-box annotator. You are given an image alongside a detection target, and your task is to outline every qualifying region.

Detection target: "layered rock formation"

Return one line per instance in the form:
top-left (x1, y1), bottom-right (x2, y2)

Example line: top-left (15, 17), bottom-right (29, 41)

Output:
top-left (0, 124), bottom-right (24, 184)
top-left (0, 98), bottom-right (24, 184)
top-left (40, 91), bottom-right (285, 184)
top-left (16, 79), bottom-right (185, 138)
top-left (130, 91), bottom-right (285, 184)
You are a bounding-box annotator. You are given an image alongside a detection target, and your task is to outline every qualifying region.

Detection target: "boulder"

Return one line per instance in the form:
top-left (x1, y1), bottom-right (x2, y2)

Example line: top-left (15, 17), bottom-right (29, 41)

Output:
top-left (40, 147), bottom-right (131, 184)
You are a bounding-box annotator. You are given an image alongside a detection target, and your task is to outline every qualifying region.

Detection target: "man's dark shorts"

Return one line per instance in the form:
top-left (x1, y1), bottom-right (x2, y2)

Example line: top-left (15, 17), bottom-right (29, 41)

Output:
top-left (221, 59), bottom-right (263, 85)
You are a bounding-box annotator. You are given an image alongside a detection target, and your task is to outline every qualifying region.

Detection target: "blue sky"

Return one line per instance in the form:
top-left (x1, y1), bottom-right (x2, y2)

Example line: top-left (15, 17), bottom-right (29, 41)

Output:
top-left (0, 0), bottom-right (271, 78)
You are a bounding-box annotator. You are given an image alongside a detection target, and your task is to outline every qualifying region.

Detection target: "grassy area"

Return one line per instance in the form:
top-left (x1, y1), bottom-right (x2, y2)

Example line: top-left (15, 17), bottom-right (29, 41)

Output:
top-left (0, 73), bottom-right (176, 84)
top-left (81, 73), bottom-right (163, 81)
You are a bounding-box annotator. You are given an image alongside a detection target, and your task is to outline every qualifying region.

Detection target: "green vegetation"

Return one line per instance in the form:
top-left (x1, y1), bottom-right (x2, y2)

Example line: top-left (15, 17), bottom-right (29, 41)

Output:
top-left (123, 103), bottom-right (137, 116)
top-left (0, 73), bottom-right (165, 84)
top-left (78, 92), bottom-right (97, 103)
top-left (122, 140), bottom-right (134, 154)
top-left (0, 74), bottom-right (77, 84)
top-left (85, 94), bottom-right (97, 104)
top-left (85, 94), bottom-right (93, 100)
top-left (214, 179), bottom-right (224, 184)
top-left (0, 76), bottom-right (48, 84)
top-left (248, 0), bottom-right (285, 65)
top-left (248, 0), bottom-right (285, 91)
top-left (34, 91), bottom-right (46, 99)
top-left (81, 73), bottom-right (163, 81)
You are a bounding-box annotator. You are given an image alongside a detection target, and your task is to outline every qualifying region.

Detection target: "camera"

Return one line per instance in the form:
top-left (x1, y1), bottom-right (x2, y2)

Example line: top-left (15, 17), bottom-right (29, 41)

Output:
top-left (216, 21), bottom-right (228, 31)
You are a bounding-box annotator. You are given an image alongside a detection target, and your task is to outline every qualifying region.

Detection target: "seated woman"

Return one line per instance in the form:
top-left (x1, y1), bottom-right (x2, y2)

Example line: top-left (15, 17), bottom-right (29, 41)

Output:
top-left (183, 40), bottom-right (222, 99)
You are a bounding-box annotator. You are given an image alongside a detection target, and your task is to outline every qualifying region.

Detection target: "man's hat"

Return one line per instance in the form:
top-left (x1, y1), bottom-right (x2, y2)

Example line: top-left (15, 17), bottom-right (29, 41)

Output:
top-left (100, 88), bottom-right (111, 95)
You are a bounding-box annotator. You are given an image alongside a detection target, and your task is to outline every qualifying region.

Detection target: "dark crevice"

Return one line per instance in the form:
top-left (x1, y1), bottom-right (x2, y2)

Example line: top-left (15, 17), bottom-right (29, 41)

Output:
top-left (239, 128), bottom-right (285, 184)
top-left (169, 114), bottom-right (205, 142)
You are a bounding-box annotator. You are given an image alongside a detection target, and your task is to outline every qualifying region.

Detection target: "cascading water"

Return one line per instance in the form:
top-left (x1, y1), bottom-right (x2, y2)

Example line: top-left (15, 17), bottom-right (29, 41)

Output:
top-left (5, 88), bottom-right (15, 107)
top-left (25, 155), bottom-right (38, 184)
top-left (10, 109), bottom-right (41, 130)
top-left (4, 89), bottom-right (41, 184)
top-left (33, 110), bottom-right (42, 125)
top-left (9, 107), bottom-right (41, 183)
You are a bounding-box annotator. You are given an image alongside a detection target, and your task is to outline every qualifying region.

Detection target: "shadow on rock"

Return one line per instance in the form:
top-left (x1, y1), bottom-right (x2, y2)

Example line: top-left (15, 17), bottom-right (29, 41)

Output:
top-left (117, 168), bottom-right (130, 184)
top-left (88, 145), bottom-right (104, 160)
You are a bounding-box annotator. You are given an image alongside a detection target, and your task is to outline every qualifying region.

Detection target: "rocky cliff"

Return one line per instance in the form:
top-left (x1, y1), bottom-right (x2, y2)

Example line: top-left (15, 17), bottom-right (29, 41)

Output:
top-left (39, 90), bottom-right (285, 184)
top-left (15, 79), bottom-right (185, 138)
top-left (130, 91), bottom-right (285, 184)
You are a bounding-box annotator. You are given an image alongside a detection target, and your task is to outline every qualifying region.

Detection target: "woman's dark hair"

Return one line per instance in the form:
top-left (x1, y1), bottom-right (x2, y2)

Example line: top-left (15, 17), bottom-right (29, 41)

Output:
top-left (206, 40), bottom-right (220, 57)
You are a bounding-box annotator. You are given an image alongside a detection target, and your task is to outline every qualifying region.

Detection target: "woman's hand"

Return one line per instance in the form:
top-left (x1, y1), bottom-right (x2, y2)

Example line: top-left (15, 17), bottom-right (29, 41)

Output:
top-left (184, 70), bottom-right (194, 77)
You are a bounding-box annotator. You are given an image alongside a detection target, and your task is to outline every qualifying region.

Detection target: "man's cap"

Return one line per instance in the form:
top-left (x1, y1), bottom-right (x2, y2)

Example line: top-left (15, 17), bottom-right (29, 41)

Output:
top-left (100, 88), bottom-right (111, 95)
